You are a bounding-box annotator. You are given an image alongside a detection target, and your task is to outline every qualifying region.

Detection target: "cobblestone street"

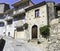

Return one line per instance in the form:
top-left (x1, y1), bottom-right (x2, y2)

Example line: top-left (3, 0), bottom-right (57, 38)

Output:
top-left (3, 36), bottom-right (43, 51)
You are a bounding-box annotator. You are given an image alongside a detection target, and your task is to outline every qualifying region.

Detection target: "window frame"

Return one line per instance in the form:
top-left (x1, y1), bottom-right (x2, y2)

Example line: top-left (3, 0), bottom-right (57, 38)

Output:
top-left (7, 19), bottom-right (12, 25)
top-left (0, 22), bottom-right (4, 27)
top-left (35, 9), bottom-right (40, 18)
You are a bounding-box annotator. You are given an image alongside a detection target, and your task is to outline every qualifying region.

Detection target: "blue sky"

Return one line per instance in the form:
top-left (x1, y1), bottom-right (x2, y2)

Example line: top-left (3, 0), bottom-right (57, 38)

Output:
top-left (0, 0), bottom-right (60, 8)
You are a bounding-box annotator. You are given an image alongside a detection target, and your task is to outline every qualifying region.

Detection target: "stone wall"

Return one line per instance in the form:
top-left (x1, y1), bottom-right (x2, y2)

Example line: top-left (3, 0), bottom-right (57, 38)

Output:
top-left (47, 2), bottom-right (55, 23)
top-left (47, 18), bottom-right (60, 51)
top-left (26, 5), bottom-right (47, 40)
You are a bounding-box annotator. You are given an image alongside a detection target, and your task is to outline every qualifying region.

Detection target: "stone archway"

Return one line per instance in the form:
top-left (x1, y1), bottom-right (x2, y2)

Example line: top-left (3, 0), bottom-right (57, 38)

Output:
top-left (32, 25), bottom-right (38, 39)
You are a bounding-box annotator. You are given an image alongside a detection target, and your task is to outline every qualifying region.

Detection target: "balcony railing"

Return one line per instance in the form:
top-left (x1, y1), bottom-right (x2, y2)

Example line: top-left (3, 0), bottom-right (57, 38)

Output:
top-left (5, 16), bottom-right (13, 21)
top-left (13, 20), bottom-right (25, 27)
top-left (13, 6), bottom-right (30, 15)
top-left (13, 8), bottom-right (25, 16)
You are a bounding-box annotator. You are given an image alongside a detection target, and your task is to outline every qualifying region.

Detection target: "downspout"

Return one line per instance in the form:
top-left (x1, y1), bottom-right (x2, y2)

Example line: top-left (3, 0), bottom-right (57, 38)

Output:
top-left (46, 3), bottom-right (50, 26)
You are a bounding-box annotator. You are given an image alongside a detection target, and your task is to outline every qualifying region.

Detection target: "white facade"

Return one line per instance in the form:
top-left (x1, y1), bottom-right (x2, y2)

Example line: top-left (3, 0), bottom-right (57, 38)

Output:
top-left (0, 20), bottom-right (5, 36)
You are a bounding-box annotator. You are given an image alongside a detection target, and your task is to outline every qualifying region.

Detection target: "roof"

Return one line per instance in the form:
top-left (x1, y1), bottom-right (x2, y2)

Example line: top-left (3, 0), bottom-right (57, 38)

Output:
top-left (12, 0), bottom-right (34, 7)
top-left (55, 3), bottom-right (60, 10)
top-left (25, 1), bottom-right (46, 12)
top-left (55, 3), bottom-right (60, 7)
top-left (5, 9), bottom-right (13, 14)
top-left (0, 3), bottom-right (9, 14)
top-left (0, 3), bottom-right (9, 5)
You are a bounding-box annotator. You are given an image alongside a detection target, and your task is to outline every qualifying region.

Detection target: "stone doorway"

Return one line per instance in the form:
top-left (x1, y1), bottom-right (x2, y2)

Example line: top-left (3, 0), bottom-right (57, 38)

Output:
top-left (32, 25), bottom-right (37, 39)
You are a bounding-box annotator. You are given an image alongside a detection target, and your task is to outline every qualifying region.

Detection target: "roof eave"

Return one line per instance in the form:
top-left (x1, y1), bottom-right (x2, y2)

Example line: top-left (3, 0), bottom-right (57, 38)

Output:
top-left (25, 1), bottom-right (46, 12)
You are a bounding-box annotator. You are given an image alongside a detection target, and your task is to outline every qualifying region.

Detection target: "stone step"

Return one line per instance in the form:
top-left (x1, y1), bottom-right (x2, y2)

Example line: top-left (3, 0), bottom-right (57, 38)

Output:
top-left (28, 39), bottom-right (38, 45)
top-left (30, 39), bottom-right (38, 42)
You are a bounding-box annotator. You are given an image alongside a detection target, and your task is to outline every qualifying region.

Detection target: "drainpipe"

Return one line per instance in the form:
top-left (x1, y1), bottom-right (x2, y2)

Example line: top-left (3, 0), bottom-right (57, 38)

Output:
top-left (22, 19), bottom-right (26, 39)
top-left (5, 20), bottom-right (7, 36)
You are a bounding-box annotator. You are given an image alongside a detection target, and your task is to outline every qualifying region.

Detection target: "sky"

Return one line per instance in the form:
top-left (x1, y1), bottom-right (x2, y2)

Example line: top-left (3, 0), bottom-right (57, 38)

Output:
top-left (0, 0), bottom-right (60, 8)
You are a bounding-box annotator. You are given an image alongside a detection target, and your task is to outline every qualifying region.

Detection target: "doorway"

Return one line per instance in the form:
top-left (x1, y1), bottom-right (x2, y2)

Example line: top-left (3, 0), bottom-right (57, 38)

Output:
top-left (32, 25), bottom-right (37, 39)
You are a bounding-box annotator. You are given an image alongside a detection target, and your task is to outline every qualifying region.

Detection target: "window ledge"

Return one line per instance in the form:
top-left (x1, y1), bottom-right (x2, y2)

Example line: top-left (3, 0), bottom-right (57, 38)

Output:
top-left (34, 16), bottom-right (40, 19)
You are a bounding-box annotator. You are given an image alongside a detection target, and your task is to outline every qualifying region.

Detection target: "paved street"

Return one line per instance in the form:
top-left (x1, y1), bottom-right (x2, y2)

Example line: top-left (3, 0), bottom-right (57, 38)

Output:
top-left (3, 36), bottom-right (43, 51)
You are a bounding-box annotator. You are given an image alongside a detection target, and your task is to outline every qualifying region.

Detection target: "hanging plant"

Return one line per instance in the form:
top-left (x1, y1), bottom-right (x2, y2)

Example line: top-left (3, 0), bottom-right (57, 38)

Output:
top-left (23, 23), bottom-right (28, 29)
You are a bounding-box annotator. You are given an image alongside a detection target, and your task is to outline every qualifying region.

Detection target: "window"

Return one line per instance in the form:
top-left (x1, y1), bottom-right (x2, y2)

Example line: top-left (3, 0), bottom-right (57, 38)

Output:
top-left (0, 22), bottom-right (4, 27)
top-left (35, 9), bottom-right (40, 18)
top-left (8, 32), bottom-right (10, 36)
top-left (7, 19), bottom-right (12, 25)
top-left (17, 26), bottom-right (24, 31)
top-left (0, 15), bottom-right (5, 19)
top-left (14, 14), bottom-right (25, 21)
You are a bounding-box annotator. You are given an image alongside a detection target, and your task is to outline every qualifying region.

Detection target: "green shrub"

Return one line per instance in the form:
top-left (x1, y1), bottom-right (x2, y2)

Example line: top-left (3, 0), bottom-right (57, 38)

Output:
top-left (28, 39), bottom-right (30, 42)
top-left (40, 25), bottom-right (50, 39)
top-left (23, 23), bottom-right (28, 29)
top-left (37, 41), bottom-right (41, 44)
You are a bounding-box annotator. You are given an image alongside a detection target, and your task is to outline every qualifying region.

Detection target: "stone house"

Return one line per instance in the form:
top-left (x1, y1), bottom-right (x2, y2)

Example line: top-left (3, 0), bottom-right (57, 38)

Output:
top-left (25, 1), bottom-right (55, 40)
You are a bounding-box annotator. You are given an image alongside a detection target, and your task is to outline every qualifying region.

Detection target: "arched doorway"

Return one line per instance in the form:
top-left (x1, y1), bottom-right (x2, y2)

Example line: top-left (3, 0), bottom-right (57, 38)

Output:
top-left (32, 25), bottom-right (37, 39)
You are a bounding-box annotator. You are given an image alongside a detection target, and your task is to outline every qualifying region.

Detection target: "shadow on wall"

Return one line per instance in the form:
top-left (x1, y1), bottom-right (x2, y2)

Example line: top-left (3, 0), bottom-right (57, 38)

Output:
top-left (0, 39), bottom-right (6, 51)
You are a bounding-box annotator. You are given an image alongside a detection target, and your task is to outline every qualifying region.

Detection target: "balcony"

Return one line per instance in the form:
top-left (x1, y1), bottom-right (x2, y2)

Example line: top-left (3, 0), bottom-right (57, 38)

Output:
top-left (5, 16), bottom-right (13, 21)
top-left (13, 20), bottom-right (25, 27)
top-left (5, 9), bottom-right (14, 17)
top-left (13, 8), bottom-right (25, 16)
